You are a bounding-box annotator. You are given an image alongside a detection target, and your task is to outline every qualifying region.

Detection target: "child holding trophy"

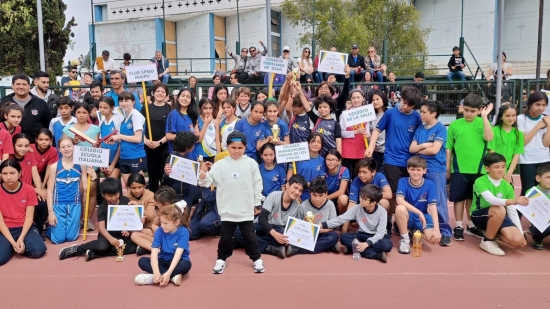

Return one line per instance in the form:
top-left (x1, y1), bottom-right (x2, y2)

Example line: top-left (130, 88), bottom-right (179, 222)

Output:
top-left (263, 99), bottom-right (289, 145)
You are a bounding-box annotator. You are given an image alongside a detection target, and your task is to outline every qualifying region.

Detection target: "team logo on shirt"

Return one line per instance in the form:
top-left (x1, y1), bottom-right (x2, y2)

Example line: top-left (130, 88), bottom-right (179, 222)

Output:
top-left (26, 160), bottom-right (31, 165)
top-left (189, 124), bottom-right (194, 131)
top-left (272, 175), bottom-right (279, 182)
top-left (408, 125), bottom-right (415, 132)
top-left (255, 130), bottom-right (261, 137)
top-left (228, 127), bottom-right (233, 132)
top-left (293, 123), bottom-right (300, 129)
top-left (20, 199), bottom-right (26, 204)
top-left (316, 214), bottom-right (322, 219)
top-left (427, 134), bottom-right (435, 142)
top-left (418, 192), bottom-right (428, 202)
top-left (173, 243), bottom-right (178, 247)
top-left (274, 213), bottom-right (279, 218)
top-left (477, 128), bottom-right (483, 134)
top-left (209, 126), bottom-right (213, 131)
top-left (127, 123), bottom-right (133, 129)
top-left (316, 165), bottom-right (322, 171)
top-left (0, 141), bottom-right (2, 145)
top-left (31, 110), bottom-right (38, 115)
top-left (362, 217), bottom-right (368, 223)
top-left (497, 193), bottom-right (503, 198)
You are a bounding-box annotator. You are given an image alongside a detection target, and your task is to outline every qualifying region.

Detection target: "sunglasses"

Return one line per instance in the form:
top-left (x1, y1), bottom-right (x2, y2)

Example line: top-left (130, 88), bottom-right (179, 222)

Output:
top-left (71, 71), bottom-right (77, 73)
top-left (241, 50), bottom-right (248, 53)
top-left (283, 50), bottom-right (290, 53)
top-left (368, 51), bottom-right (374, 53)
top-left (305, 50), bottom-right (310, 53)
top-left (250, 49), bottom-right (256, 52)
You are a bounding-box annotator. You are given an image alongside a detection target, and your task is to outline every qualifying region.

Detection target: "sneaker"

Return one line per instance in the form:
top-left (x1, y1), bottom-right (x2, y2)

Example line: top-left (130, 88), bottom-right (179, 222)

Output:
top-left (212, 259), bottom-right (226, 274)
top-left (86, 219), bottom-right (95, 231)
top-left (170, 274), bottom-right (182, 286)
top-left (85, 250), bottom-right (100, 261)
top-left (253, 259), bottom-right (265, 273)
top-left (439, 235), bottom-right (452, 247)
top-left (527, 225), bottom-right (536, 235)
top-left (134, 274), bottom-right (154, 285)
top-left (532, 239), bottom-right (544, 250)
top-left (453, 226), bottom-right (465, 241)
top-left (398, 239), bottom-right (410, 254)
top-left (330, 243), bottom-right (341, 254)
top-left (286, 245), bottom-right (301, 257)
top-left (479, 239), bottom-right (505, 256)
top-left (136, 246), bottom-right (150, 256)
top-left (58, 244), bottom-right (80, 260)
top-left (373, 252), bottom-right (387, 263)
top-left (465, 226), bottom-right (484, 239)
top-left (342, 245), bottom-right (350, 255)
top-left (265, 244), bottom-right (285, 259)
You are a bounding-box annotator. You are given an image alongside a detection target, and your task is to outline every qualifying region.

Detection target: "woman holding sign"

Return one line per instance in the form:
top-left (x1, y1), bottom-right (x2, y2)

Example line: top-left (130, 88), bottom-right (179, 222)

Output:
top-left (340, 89), bottom-right (370, 179)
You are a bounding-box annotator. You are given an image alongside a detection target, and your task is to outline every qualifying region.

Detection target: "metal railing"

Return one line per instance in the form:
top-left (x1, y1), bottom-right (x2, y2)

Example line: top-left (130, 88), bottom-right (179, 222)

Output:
top-left (113, 57), bottom-right (233, 76)
top-left (463, 40), bottom-right (485, 80)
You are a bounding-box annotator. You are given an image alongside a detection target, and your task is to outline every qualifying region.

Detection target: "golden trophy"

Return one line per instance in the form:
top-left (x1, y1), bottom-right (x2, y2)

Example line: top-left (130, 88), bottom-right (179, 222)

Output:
top-left (291, 67), bottom-right (300, 85)
top-left (116, 239), bottom-right (125, 262)
top-left (271, 124), bottom-right (280, 143)
top-left (305, 211), bottom-right (316, 224)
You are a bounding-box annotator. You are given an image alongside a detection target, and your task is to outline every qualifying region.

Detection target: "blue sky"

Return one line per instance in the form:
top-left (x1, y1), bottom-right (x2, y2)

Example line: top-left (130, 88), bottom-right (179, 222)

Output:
top-left (64, 0), bottom-right (95, 63)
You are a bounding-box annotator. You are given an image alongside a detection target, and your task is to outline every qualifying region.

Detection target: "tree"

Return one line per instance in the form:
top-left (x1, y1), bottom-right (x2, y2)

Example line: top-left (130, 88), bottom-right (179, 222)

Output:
top-left (0, 0), bottom-right (75, 78)
top-left (281, 0), bottom-right (433, 75)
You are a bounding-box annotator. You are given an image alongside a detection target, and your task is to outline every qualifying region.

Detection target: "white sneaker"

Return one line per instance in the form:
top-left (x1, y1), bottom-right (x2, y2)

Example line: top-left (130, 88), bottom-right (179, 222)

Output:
top-left (134, 274), bottom-right (154, 285)
top-left (398, 239), bottom-right (410, 254)
top-left (170, 274), bottom-right (182, 286)
top-left (212, 259), bottom-right (226, 274)
top-left (87, 219), bottom-right (95, 231)
top-left (479, 240), bottom-right (505, 256)
top-left (253, 259), bottom-right (265, 273)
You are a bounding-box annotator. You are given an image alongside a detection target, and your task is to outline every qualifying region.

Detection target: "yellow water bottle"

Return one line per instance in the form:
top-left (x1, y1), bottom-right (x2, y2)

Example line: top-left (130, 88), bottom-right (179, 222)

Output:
top-left (412, 230), bottom-right (422, 257)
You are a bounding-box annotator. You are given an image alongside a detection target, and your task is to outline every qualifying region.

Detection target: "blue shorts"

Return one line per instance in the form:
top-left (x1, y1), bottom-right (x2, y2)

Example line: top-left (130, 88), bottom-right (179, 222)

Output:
top-left (119, 157), bottom-right (148, 174)
top-left (449, 173), bottom-right (482, 202)
top-left (471, 208), bottom-right (515, 231)
top-left (408, 212), bottom-right (434, 231)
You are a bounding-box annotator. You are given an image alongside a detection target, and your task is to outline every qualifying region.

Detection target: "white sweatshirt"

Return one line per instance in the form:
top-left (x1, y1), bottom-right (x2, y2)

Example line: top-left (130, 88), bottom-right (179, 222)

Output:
top-left (198, 155), bottom-right (263, 222)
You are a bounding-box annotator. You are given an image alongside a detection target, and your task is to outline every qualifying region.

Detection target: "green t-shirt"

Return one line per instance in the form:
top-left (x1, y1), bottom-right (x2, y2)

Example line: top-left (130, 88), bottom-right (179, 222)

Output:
top-left (526, 185), bottom-right (550, 199)
top-left (471, 174), bottom-right (515, 214)
top-left (487, 126), bottom-right (524, 171)
top-left (446, 117), bottom-right (489, 174)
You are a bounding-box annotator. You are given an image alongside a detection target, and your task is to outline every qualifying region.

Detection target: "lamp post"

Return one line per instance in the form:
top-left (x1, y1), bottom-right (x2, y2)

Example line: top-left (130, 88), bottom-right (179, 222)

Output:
top-left (37, 0), bottom-right (46, 71)
top-left (266, 0), bottom-right (272, 55)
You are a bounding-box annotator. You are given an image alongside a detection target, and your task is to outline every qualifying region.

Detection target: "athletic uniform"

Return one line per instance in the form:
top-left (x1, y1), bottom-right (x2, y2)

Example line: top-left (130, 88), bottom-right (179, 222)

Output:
top-left (396, 178), bottom-right (437, 231)
top-left (290, 155), bottom-right (326, 201)
top-left (195, 116), bottom-right (218, 160)
top-left (348, 173), bottom-right (389, 205)
top-left (297, 199), bottom-right (339, 253)
top-left (0, 128), bottom-right (14, 157)
top-left (165, 110), bottom-right (195, 155)
top-left (98, 113), bottom-right (123, 168)
top-left (263, 118), bottom-right (289, 142)
top-left (220, 118), bottom-right (238, 151)
top-left (30, 144), bottom-right (59, 177)
top-left (234, 118), bottom-right (266, 161)
top-left (119, 109), bottom-right (147, 174)
top-left (259, 163), bottom-right (287, 197)
top-left (288, 113), bottom-right (312, 144)
top-left (0, 122), bottom-right (21, 138)
top-left (62, 123), bottom-right (100, 147)
top-left (49, 116), bottom-right (76, 148)
top-left (306, 111), bottom-right (342, 157)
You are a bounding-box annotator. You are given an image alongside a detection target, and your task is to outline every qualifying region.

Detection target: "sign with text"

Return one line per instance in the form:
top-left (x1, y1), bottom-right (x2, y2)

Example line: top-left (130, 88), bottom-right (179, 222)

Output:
top-left (168, 155), bottom-right (200, 186)
top-left (515, 187), bottom-right (550, 232)
top-left (126, 64), bottom-right (158, 83)
top-left (107, 205), bottom-right (144, 231)
top-left (317, 51), bottom-right (348, 75)
top-left (275, 142), bottom-right (310, 164)
top-left (341, 104), bottom-right (376, 128)
top-left (260, 56), bottom-right (288, 75)
top-left (73, 146), bottom-right (110, 168)
top-left (283, 216), bottom-right (320, 251)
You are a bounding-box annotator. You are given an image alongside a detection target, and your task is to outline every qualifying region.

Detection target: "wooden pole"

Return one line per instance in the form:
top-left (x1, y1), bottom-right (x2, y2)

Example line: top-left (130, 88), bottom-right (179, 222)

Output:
top-left (142, 81), bottom-right (153, 139)
top-left (82, 175), bottom-right (91, 240)
top-left (360, 123), bottom-right (369, 148)
top-left (292, 161), bottom-right (297, 175)
top-left (268, 73), bottom-right (275, 98)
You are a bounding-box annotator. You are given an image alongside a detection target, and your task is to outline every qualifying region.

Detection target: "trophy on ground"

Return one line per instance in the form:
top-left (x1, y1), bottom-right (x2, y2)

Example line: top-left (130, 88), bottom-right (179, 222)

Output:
top-left (116, 239), bottom-right (125, 262)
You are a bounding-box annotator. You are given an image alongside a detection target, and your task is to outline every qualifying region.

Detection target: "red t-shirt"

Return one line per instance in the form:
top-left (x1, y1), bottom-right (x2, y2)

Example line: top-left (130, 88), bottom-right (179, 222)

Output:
top-left (0, 182), bottom-right (38, 228)
top-left (0, 122), bottom-right (22, 139)
top-left (10, 153), bottom-right (37, 186)
top-left (30, 144), bottom-right (59, 174)
top-left (0, 128), bottom-right (14, 156)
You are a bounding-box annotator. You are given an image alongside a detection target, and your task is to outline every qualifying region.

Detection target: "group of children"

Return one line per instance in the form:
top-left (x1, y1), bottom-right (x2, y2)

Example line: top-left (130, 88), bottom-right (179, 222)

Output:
top-left (2, 72), bottom-right (550, 287)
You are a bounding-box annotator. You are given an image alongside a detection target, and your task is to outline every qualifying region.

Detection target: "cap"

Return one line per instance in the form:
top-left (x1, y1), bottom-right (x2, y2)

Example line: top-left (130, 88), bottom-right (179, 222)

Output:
top-left (102, 50), bottom-right (110, 56)
top-left (227, 131), bottom-right (247, 146)
top-left (266, 97), bottom-right (277, 103)
top-left (172, 89), bottom-right (180, 96)
top-left (351, 44), bottom-right (358, 49)
top-left (283, 46), bottom-right (290, 52)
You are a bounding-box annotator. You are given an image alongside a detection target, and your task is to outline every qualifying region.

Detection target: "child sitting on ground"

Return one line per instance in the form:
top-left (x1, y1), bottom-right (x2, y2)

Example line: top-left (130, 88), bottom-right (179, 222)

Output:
top-left (528, 163), bottom-right (550, 250)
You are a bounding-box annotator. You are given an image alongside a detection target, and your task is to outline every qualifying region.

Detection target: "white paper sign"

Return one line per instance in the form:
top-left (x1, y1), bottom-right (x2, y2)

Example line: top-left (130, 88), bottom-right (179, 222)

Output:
top-left (107, 205), bottom-right (144, 231)
top-left (515, 187), bottom-right (550, 232)
top-left (260, 56), bottom-right (288, 74)
top-left (341, 104), bottom-right (377, 128)
top-left (275, 142), bottom-right (310, 164)
top-left (317, 51), bottom-right (348, 75)
top-left (168, 155), bottom-right (200, 185)
top-left (283, 216), bottom-right (320, 251)
top-left (73, 146), bottom-right (110, 168)
top-left (126, 64), bottom-right (158, 83)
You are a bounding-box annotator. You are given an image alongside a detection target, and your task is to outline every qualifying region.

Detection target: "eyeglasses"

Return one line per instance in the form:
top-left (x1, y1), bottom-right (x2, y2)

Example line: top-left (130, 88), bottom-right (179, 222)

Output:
top-left (368, 51), bottom-right (374, 53)
top-left (305, 50), bottom-right (310, 53)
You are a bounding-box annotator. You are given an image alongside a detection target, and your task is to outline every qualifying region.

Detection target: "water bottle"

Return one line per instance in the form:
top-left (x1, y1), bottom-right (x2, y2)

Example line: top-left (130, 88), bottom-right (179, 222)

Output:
top-left (412, 230), bottom-right (422, 257)
top-left (352, 236), bottom-right (361, 260)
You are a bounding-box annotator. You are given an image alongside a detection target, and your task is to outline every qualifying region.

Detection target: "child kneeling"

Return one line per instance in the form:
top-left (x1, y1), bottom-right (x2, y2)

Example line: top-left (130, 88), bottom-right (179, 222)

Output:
top-left (58, 178), bottom-right (137, 261)
top-left (321, 184), bottom-right (392, 263)
top-left (529, 163), bottom-right (550, 250)
top-left (134, 204), bottom-right (192, 286)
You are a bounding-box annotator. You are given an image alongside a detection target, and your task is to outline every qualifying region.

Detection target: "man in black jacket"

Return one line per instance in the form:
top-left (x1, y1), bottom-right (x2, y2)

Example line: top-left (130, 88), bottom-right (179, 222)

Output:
top-left (30, 71), bottom-right (59, 117)
top-left (347, 44), bottom-right (366, 84)
top-left (1, 73), bottom-right (52, 140)
top-left (446, 46), bottom-right (466, 89)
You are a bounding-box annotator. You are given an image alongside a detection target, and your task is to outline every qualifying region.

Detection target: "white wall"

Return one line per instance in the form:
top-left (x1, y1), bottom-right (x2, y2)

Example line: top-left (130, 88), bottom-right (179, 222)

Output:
top-left (280, 13), bottom-right (313, 58)
top-left (225, 9), bottom-right (268, 56)
top-left (94, 19), bottom-right (157, 63)
top-left (176, 14), bottom-right (211, 74)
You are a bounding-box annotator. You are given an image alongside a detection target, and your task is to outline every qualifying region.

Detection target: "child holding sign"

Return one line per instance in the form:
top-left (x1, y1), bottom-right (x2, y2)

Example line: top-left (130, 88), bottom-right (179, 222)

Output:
top-left (46, 136), bottom-right (94, 244)
top-left (340, 89), bottom-right (369, 179)
top-left (528, 163), bottom-right (550, 250)
top-left (286, 133), bottom-right (326, 202)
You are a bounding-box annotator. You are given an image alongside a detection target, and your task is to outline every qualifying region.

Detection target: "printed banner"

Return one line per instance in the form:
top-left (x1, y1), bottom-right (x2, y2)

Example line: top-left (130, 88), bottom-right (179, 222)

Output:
top-left (341, 104), bottom-right (377, 128)
top-left (515, 187), bottom-right (550, 233)
top-left (275, 142), bottom-right (310, 164)
top-left (260, 56), bottom-right (289, 74)
top-left (73, 146), bottom-right (110, 168)
top-left (283, 216), bottom-right (320, 251)
top-left (126, 64), bottom-right (159, 83)
top-left (107, 205), bottom-right (144, 231)
top-left (317, 51), bottom-right (348, 75)
top-left (168, 155), bottom-right (200, 185)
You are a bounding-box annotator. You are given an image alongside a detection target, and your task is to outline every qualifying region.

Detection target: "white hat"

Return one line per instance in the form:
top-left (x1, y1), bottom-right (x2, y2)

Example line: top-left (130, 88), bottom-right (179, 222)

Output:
top-left (172, 89), bottom-right (180, 96)
top-left (283, 46), bottom-right (290, 52)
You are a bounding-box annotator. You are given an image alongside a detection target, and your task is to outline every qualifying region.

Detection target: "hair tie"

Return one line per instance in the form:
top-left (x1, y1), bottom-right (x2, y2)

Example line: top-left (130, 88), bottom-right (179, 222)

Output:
top-left (230, 137), bottom-right (242, 142)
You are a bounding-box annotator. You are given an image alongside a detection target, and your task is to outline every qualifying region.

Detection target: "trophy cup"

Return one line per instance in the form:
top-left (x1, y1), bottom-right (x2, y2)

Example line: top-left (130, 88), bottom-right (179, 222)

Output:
top-left (305, 211), bottom-right (316, 224)
top-left (116, 239), bottom-right (126, 262)
top-left (271, 124), bottom-right (280, 143)
top-left (291, 67), bottom-right (300, 85)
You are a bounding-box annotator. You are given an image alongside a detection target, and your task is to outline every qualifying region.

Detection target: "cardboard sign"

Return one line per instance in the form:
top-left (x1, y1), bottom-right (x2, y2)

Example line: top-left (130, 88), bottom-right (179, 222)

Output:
top-left (260, 56), bottom-right (288, 75)
top-left (126, 64), bottom-right (158, 83)
top-left (275, 142), bottom-right (310, 164)
top-left (73, 146), bottom-right (110, 168)
top-left (341, 104), bottom-right (377, 128)
top-left (317, 51), bottom-right (348, 75)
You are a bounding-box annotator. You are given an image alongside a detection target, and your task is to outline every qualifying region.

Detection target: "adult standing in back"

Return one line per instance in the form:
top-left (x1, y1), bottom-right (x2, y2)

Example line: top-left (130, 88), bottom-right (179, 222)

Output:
top-left (151, 50), bottom-right (171, 85)
top-left (0, 74), bottom-right (52, 140)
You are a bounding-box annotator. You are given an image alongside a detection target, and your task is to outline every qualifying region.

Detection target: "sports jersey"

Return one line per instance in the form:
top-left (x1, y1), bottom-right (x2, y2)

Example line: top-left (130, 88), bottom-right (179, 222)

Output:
top-left (259, 163), bottom-right (287, 197)
top-left (99, 113), bottom-right (123, 163)
top-left (307, 111), bottom-right (342, 157)
top-left (0, 182), bottom-right (38, 228)
top-left (516, 114), bottom-right (549, 164)
top-left (0, 122), bottom-right (21, 138)
top-left (0, 128), bottom-right (14, 156)
top-left (298, 198), bottom-right (337, 224)
top-left (119, 109), bottom-right (145, 160)
top-left (323, 204), bottom-right (387, 245)
top-left (290, 155), bottom-right (326, 201)
top-left (488, 126), bottom-right (524, 170)
top-left (258, 191), bottom-right (300, 227)
top-left (446, 117), bottom-right (488, 174)
top-left (152, 225), bottom-right (191, 261)
top-left (472, 174), bottom-right (515, 213)
top-left (263, 118), bottom-right (290, 142)
top-left (165, 110), bottom-right (195, 153)
top-left (104, 89), bottom-right (143, 111)
top-left (49, 116), bottom-right (76, 148)
top-left (396, 177), bottom-right (437, 214)
top-left (348, 173), bottom-right (389, 204)
top-left (234, 118), bottom-right (266, 160)
top-left (235, 103), bottom-right (251, 119)
top-left (62, 123), bottom-right (100, 147)
top-left (195, 116), bottom-right (218, 158)
top-left (376, 107), bottom-right (421, 167)
top-left (288, 113), bottom-right (312, 144)
top-left (11, 153), bottom-right (37, 186)
top-left (30, 144), bottom-right (59, 175)
top-left (412, 122), bottom-right (447, 173)
top-left (325, 166), bottom-right (350, 195)
top-left (53, 160), bottom-right (82, 205)
top-left (220, 117), bottom-right (238, 151)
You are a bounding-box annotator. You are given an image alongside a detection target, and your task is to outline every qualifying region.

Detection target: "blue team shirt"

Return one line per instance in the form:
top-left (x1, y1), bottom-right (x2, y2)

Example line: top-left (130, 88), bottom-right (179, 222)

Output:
top-left (152, 226), bottom-right (190, 261)
top-left (376, 107), bottom-right (421, 167)
top-left (259, 163), bottom-right (287, 197)
top-left (263, 118), bottom-right (290, 141)
top-left (165, 110), bottom-right (196, 154)
top-left (104, 89), bottom-right (143, 111)
top-left (325, 166), bottom-right (350, 195)
top-left (234, 118), bottom-right (266, 161)
top-left (53, 161), bottom-right (82, 205)
top-left (348, 173), bottom-right (389, 204)
top-left (49, 116), bottom-right (76, 148)
top-left (99, 115), bottom-right (122, 163)
top-left (119, 110), bottom-right (145, 160)
top-left (396, 177), bottom-right (437, 213)
top-left (412, 122), bottom-right (447, 173)
top-left (289, 114), bottom-right (311, 144)
top-left (290, 155), bottom-right (326, 201)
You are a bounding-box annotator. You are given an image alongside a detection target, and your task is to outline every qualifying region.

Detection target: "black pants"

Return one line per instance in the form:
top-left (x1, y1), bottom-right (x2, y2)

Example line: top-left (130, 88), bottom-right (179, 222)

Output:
top-left (145, 144), bottom-right (169, 193)
top-left (34, 200), bottom-right (48, 235)
top-left (138, 257), bottom-right (192, 278)
top-left (218, 221), bottom-right (260, 261)
top-left (342, 158), bottom-right (361, 180)
top-left (76, 232), bottom-right (137, 256)
top-left (519, 162), bottom-right (549, 196)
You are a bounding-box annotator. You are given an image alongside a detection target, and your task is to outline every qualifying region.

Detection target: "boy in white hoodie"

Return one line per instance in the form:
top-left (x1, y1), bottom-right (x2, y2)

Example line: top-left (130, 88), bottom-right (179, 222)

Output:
top-left (198, 131), bottom-right (264, 274)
